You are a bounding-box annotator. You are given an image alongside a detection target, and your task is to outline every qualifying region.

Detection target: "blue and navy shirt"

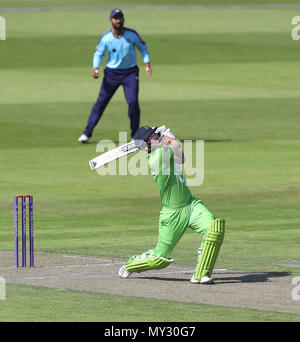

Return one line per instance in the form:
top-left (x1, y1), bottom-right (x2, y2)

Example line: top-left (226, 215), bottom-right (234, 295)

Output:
top-left (93, 27), bottom-right (150, 70)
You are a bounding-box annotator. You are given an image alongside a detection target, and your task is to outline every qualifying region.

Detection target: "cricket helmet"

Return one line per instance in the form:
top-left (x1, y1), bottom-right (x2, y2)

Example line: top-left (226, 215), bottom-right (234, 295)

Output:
top-left (133, 126), bottom-right (157, 150)
top-left (133, 126), bottom-right (157, 142)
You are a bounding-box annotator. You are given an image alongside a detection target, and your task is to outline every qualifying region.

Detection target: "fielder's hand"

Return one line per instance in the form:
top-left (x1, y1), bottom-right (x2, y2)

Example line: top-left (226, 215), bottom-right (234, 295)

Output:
top-left (145, 62), bottom-right (152, 78)
top-left (92, 68), bottom-right (99, 79)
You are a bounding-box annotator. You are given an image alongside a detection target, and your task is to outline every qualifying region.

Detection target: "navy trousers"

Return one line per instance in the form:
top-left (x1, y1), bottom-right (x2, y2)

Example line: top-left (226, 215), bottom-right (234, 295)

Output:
top-left (83, 66), bottom-right (140, 138)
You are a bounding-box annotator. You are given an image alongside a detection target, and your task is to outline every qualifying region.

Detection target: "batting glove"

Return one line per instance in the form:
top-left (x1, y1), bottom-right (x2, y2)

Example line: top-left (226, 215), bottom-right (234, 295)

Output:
top-left (154, 126), bottom-right (176, 139)
top-left (154, 125), bottom-right (167, 135)
top-left (162, 128), bottom-right (176, 140)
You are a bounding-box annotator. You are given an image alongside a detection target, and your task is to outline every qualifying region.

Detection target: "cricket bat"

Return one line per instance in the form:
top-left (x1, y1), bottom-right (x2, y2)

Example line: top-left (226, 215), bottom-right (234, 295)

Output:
top-left (89, 141), bottom-right (139, 171)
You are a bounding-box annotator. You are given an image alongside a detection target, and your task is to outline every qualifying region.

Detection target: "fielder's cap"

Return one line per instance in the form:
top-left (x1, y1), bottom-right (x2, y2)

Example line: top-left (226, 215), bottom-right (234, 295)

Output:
top-left (110, 8), bottom-right (124, 19)
top-left (133, 126), bottom-right (156, 142)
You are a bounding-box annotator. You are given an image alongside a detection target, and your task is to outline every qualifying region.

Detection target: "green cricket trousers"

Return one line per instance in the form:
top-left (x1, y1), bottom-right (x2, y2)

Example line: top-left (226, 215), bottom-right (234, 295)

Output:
top-left (128, 197), bottom-right (215, 263)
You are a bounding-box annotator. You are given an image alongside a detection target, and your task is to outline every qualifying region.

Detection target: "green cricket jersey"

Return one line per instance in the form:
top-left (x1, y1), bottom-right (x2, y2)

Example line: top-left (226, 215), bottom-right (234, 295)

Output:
top-left (147, 147), bottom-right (191, 208)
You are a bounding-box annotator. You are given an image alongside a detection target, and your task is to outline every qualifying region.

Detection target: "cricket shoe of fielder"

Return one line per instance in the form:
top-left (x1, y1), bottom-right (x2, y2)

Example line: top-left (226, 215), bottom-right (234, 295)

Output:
top-left (78, 134), bottom-right (89, 144)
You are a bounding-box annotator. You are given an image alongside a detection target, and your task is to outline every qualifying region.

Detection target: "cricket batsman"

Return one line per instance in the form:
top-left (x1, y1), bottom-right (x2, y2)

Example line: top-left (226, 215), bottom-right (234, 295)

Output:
top-left (119, 125), bottom-right (225, 284)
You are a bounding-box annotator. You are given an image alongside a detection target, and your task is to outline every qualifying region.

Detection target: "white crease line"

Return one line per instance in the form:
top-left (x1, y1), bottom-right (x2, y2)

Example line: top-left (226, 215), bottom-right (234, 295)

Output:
top-left (277, 264), bottom-right (300, 268)
top-left (62, 255), bottom-right (113, 262)
top-left (6, 276), bottom-right (59, 281)
top-left (0, 261), bottom-right (124, 270)
top-left (46, 262), bottom-right (124, 268)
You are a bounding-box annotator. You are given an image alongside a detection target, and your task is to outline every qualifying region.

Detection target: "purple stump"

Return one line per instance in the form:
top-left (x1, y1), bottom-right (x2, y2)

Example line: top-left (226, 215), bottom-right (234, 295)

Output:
top-left (22, 196), bottom-right (26, 267)
top-left (29, 196), bottom-right (34, 267)
top-left (14, 196), bottom-right (19, 268)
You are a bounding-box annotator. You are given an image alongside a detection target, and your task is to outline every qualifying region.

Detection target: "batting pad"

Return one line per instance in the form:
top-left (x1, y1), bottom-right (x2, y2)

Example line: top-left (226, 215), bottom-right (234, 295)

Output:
top-left (125, 256), bottom-right (174, 273)
top-left (194, 218), bottom-right (225, 280)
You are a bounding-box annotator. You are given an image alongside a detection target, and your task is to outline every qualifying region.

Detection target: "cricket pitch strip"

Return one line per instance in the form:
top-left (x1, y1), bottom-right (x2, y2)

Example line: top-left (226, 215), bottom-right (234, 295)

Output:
top-left (0, 251), bottom-right (299, 315)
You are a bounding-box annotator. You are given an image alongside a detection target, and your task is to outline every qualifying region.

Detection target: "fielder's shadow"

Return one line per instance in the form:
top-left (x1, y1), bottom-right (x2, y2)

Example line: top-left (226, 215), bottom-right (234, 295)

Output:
top-left (137, 271), bottom-right (291, 284)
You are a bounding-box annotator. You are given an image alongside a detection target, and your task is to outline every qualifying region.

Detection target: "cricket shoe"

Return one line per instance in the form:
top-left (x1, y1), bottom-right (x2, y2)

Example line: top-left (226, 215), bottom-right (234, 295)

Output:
top-left (118, 265), bottom-right (132, 278)
top-left (190, 275), bottom-right (214, 285)
top-left (78, 134), bottom-right (89, 144)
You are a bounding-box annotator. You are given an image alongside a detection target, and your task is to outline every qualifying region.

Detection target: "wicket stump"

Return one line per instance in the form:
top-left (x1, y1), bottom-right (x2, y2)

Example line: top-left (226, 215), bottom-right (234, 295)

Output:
top-left (14, 195), bottom-right (34, 267)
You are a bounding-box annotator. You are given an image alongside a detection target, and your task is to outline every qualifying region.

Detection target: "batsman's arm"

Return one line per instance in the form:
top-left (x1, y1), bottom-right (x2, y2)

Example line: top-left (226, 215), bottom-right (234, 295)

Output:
top-left (161, 136), bottom-right (185, 164)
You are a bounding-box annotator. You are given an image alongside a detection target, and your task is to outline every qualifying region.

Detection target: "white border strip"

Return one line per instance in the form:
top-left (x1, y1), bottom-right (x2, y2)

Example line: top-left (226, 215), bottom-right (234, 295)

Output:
top-left (1, 4), bottom-right (300, 13)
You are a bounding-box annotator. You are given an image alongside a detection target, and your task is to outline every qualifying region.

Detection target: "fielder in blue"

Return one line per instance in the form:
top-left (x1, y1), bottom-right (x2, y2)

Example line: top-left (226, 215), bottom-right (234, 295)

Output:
top-left (78, 9), bottom-right (152, 143)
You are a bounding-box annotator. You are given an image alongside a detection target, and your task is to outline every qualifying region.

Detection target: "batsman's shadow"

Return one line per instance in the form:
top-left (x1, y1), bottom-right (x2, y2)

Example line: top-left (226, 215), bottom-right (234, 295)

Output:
top-left (213, 271), bottom-right (292, 284)
top-left (137, 276), bottom-right (187, 282)
top-left (137, 271), bottom-right (292, 284)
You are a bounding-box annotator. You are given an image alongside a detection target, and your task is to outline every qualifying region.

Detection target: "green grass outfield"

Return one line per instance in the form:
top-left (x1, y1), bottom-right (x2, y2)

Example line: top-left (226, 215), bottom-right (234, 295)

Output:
top-left (1, 284), bottom-right (299, 322)
top-left (0, 1), bottom-right (300, 322)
